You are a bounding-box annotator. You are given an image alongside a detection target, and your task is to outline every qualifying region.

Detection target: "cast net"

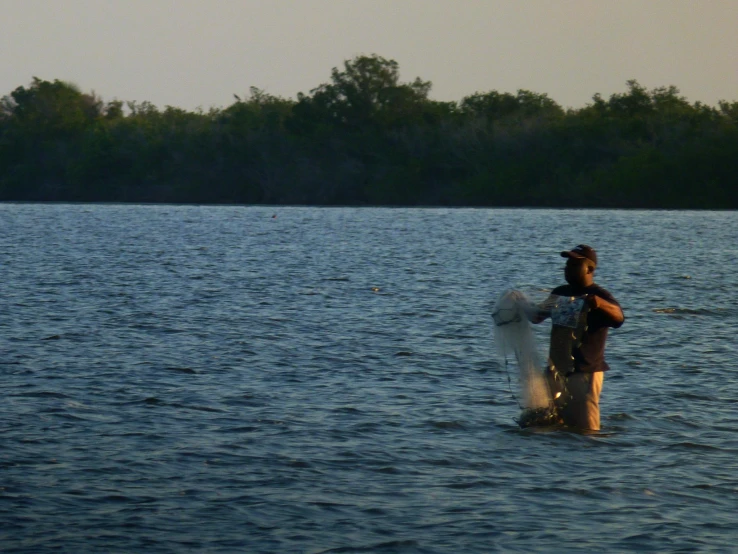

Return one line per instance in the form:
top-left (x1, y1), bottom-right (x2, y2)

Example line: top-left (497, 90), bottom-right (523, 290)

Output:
top-left (491, 289), bottom-right (590, 427)
top-left (491, 289), bottom-right (551, 410)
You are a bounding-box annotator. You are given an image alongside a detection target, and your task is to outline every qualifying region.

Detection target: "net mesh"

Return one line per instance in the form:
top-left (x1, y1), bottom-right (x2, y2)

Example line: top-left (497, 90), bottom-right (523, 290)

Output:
top-left (491, 289), bottom-right (552, 410)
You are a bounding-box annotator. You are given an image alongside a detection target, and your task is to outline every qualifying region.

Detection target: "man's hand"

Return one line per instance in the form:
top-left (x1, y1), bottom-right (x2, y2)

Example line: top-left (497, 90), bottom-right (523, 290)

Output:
top-left (586, 293), bottom-right (624, 324)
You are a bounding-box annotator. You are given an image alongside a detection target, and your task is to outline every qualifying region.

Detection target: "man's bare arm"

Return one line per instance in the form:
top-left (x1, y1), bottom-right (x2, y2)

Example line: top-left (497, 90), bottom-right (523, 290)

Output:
top-left (587, 295), bottom-right (624, 324)
top-left (526, 295), bottom-right (555, 324)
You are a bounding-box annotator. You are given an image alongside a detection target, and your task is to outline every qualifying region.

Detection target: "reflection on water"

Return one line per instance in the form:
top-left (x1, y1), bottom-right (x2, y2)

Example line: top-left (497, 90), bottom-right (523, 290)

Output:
top-left (1, 205), bottom-right (737, 553)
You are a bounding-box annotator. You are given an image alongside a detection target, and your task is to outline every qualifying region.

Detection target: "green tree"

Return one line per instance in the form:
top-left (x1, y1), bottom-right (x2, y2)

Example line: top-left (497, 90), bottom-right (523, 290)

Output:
top-left (460, 89), bottom-right (563, 120)
top-left (292, 54), bottom-right (432, 131)
top-left (0, 78), bottom-right (103, 199)
top-left (1, 77), bottom-right (101, 134)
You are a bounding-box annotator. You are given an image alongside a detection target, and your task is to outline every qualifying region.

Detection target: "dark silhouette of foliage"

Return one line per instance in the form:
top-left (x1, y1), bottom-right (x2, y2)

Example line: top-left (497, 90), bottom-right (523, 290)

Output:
top-left (1, 59), bottom-right (736, 208)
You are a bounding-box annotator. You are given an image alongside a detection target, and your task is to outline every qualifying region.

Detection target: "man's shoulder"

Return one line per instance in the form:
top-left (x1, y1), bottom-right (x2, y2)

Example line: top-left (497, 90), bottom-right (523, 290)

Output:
top-left (589, 283), bottom-right (619, 304)
top-left (551, 284), bottom-right (577, 296)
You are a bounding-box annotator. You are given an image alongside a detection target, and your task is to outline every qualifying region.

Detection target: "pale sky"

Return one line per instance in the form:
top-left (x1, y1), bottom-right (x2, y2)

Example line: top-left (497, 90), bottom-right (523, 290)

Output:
top-left (2, 0), bottom-right (736, 111)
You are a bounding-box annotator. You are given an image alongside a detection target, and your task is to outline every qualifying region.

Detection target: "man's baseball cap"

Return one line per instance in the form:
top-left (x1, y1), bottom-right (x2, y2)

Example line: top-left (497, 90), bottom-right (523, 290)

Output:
top-left (561, 244), bottom-right (597, 266)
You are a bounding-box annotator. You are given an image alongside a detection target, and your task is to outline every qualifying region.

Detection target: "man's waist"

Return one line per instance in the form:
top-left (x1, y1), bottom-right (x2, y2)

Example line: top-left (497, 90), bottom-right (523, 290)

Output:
top-left (565, 367), bottom-right (607, 377)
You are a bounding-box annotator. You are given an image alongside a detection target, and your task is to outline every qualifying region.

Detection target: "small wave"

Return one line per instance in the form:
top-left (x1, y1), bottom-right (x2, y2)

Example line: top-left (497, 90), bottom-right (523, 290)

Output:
top-left (332, 406), bottom-right (362, 415)
top-left (318, 540), bottom-right (419, 553)
top-left (446, 479), bottom-right (494, 489)
top-left (432, 332), bottom-right (476, 339)
top-left (49, 412), bottom-right (86, 421)
top-left (663, 414), bottom-right (702, 428)
top-left (256, 418), bottom-right (287, 426)
top-left (607, 413), bottom-right (635, 421)
top-left (652, 307), bottom-right (726, 316)
top-left (361, 507), bottom-right (387, 516)
top-left (690, 483), bottom-right (715, 490)
top-left (216, 425), bottom-right (259, 433)
top-left (673, 392), bottom-right (716, 401)
top-left (169, 403), bottom-right (224, 413)
top-left (428, 420), bottom-right (465, 430)
top-left (665, 442), bottom-right (722, 451)
top-left (164, 366), bottom-right (197, 374)
top-left (222, 395), bottom-right (265, 407)
top-left (13, 391), bottom-right (69, 399)
top-left (101, 494), bottom-right (131, 502)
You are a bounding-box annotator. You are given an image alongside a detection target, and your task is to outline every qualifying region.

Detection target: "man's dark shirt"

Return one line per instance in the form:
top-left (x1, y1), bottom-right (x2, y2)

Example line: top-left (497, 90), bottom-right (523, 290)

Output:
top-left (550, 283), bottom-right (624, 373)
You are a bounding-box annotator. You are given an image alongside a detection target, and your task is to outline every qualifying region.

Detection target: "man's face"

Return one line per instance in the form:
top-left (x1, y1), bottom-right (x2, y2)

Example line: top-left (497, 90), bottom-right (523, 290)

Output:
top-left (564, 257), bottom-right (592, 287)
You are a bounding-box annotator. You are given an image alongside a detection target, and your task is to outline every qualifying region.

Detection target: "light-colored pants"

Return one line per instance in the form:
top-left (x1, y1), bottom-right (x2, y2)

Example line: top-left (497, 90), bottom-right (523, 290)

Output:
top-left (561, 371), bottom-right (604, 431)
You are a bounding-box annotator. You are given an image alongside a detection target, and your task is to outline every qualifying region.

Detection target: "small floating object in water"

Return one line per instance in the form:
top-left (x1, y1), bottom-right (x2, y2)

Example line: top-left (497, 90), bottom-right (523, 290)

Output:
top-left (42, 335), bottom-right (61, 341)
top-left (371, 287), bottom-right (380, 292)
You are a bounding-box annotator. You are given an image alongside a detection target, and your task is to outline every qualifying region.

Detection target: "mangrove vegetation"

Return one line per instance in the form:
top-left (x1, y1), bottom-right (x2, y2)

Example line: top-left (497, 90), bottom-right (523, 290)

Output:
top-left (1, 55), bottom-right (737, 208)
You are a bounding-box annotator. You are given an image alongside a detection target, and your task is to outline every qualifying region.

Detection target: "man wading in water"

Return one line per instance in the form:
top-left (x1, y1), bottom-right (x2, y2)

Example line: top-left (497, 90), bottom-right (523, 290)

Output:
top-left (530, 245), bottom-right (624, 431)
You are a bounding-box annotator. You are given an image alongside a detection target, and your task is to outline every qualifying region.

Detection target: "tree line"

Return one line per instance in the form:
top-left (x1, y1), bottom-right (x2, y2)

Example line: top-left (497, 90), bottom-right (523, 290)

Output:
top-left (1, 54), bottom-right (736, 208)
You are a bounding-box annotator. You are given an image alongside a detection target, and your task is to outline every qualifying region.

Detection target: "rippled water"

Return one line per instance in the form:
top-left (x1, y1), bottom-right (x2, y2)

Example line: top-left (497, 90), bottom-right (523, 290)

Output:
top-left (1, 204), bottom-right (737, 553)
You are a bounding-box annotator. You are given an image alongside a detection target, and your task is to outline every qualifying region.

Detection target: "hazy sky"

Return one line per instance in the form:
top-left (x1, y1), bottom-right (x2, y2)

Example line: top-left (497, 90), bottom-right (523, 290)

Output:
top-left (2, 0), bottom-right (736, 111)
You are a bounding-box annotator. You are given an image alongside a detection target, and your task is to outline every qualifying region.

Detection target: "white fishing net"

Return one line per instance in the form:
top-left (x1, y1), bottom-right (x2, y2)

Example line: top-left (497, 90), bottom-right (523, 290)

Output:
top-left (491, 289), bottom-right (552, 410)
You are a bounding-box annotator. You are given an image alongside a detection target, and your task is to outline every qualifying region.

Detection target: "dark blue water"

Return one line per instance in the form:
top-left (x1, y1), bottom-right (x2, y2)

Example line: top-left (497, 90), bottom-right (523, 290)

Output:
top-left (1, 205), bottom-right (737, 553)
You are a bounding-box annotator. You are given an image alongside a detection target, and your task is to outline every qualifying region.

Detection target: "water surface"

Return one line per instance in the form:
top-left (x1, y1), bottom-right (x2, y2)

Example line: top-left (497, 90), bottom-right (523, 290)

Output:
top-left (1, 205), bottom-right (737, 552)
